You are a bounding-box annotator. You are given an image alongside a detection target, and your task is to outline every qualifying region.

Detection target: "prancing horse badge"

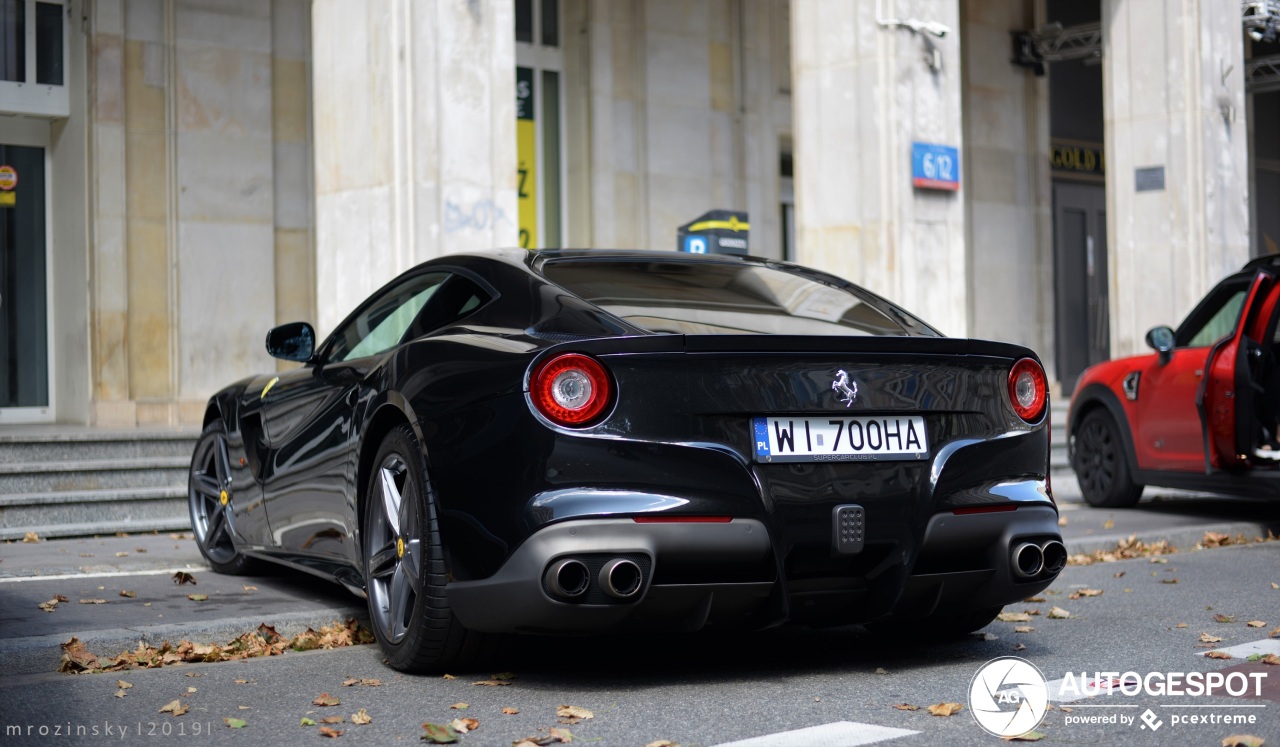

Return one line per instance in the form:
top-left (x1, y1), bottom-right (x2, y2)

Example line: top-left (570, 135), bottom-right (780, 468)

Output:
top-left (832, 370), bottom-right (857, 408)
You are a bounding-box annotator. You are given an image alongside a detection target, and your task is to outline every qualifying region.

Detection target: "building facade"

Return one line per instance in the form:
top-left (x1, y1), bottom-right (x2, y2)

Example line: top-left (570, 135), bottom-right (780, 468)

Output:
top-left (0, 0), bottom-right (1272, 426)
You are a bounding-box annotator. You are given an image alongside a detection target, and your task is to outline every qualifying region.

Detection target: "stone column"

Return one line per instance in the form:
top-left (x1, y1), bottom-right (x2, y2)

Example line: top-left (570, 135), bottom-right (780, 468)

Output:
top-left (790, 0), bottom-right (967, 335)
top-left (1103, 0), bottom-right (1250, 356)
top-left (311, 0), bottom-right (517, 335)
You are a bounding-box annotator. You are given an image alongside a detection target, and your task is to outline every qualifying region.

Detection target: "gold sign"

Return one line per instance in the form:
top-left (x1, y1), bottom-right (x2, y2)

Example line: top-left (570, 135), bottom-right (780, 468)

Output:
top-left (1050, 142), bottom-right (1104, 176)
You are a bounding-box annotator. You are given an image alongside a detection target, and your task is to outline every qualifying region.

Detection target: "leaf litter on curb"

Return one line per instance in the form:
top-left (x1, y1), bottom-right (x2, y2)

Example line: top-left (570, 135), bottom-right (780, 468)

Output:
top-left (351, 709), bottom-right (371, 725)
top-left (56, 619), bottom-right (374, 674)
top-left (1047, 606), bottom-right (1071, 619)
top-left (312, 692), bottom-right (341, 707)
top-left (420, 722), bottom-right (460, 744)
top-left (450, 717), bottom-right (479, 733)
top-left (159, 700), bottom-right (189, 717)
top-left (557, 704), bottom-right (594, 723)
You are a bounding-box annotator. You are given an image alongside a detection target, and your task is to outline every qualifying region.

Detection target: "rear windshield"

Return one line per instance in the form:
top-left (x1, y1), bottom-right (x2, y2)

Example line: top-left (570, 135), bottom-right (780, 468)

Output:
top-left (542, 259), bottom-right (932, 336)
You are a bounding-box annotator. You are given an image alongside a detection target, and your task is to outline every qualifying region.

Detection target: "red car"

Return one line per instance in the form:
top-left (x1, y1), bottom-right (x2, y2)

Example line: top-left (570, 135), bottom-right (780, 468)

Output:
top-left (1068, 255), bottom-right (1280, 507)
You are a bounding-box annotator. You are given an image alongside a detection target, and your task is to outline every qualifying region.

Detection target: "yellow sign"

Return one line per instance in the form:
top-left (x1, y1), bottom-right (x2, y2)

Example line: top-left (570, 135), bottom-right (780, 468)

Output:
top-left (517, 67), bottom-right (537, 249)
top-left (0, 192), bottom-right (13, 207)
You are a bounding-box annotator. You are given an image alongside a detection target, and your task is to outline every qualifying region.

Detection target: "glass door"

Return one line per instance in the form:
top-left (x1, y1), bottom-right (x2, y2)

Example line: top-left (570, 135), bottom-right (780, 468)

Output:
top-left (0, 142), bottom-right (51, 421)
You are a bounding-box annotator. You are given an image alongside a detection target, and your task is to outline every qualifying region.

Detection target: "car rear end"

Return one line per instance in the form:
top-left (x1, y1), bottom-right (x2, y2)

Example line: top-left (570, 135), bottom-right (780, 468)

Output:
top-left (445, 254), bottom-right (1062, 633)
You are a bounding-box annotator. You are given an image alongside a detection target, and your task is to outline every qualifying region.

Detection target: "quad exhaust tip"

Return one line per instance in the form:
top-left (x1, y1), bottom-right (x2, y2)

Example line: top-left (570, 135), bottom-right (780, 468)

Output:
top-left (1011, 542), bottom-right (1045, 579)
top-left (544, 558), bottom-right (590, 598)
top-left (1040, 540), bottom-right (1068, 575)
top-left (599, 558), bottom-right (643, 599)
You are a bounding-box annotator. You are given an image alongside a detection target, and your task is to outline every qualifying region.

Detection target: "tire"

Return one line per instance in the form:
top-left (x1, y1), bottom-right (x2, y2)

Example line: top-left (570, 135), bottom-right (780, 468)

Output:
top-left (1073, 410), bottom-right (1144, 508)
top-left (363, 424), bottom-right (489, 672)
top-left (188, 420), bottom-right (258, 575)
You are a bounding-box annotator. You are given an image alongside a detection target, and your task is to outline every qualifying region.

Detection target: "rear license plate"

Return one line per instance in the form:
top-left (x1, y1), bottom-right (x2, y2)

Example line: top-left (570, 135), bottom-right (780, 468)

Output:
top-left (752, 415), bottom-right (928, 463)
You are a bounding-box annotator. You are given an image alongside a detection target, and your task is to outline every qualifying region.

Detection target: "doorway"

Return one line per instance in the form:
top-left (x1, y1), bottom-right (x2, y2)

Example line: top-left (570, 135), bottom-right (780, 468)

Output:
top-left (1053, 181), bottom-right (1108, 394)
top-left (0, 141), bottom-right (51, 421)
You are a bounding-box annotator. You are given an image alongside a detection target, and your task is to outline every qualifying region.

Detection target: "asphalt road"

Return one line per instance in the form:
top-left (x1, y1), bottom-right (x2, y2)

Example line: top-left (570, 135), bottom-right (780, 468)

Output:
top-left (1, 477), bottom-right (1277, 746)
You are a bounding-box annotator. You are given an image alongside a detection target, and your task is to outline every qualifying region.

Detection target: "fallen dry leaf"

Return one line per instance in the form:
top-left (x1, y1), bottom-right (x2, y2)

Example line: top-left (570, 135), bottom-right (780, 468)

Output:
top-left (1247, 620), bottom-right (1266, 628)
top-left (1047, 606), bottom-right (1071, 619)
top-left (1069, 588), bottom-right (1103, 599)
top-left (172, 571), bottom-right (196, 586)
top-left (242, 585), bottom-right (257, 591)
top-left (1206, 651), bottom-right (1234, 660)
top-left (224, 717), bottom-right (247, 729)
top-left (420, 722), bottom-right (460, 744)
top-left (1024, 596), bottom-right (1046, 603)
top-left (186, 594), bottom-right (208, 602)
top-left (893, 703), bottom-right (920, 711)
top-left (23, 531), bottom-right (40, 543)
top-left (38, 598), bottom-right (62, 613)
top-left (1113, 571), bottom-right (1126, 578)
top-left (320, 716), bottom-right (343, 724)
top-left (318, 726), bottom-right (342, 738)
top-left (1002, 731), bottom-right (1046, 742)
top-left (115, 552), bottom-right (128, 558)
top-left (1272, 583), bottom-right (1279, 590)
top-left (1176, 623), bottom-right (1189, 628)
top-left (1103, 519), bottom-right (1115, 529)
top-left (557, 704), bottom-right (594, 723)
top-left (449, 702), bottom-right (469, 710)
top-left (312, 693), bottom-right (341, 707)
top-left (874, 667), bottom-right (890, 675)
top-left (300, 717), bottom-right (316, 726)
top-left (644, 742), bottom-right (678, 747)
top-left (351, 709), bottom-right (371, 725)
top-left (118, 590), bottom-right (136, 599)
top-left (997, 612), bottom-right (1032, 623)
top-left (1013, 643), bottom-right (1027, 651)
top-left (927, 702), bottom-right (964, 717)
top-left (1200, 632), bottom-right (1224, 643)
top-left (159, 699), bottom-right (188, 717)
top-left (472, 679), bottom-right (511, 687)
top-left (116, 679), bottom-right (132, 690)
top-left (1221, 735), bottom-right (1265, 747)
top-left (1260, 654), bottom-right (1280, 665)
top-left (1271, 625), bottom-right (1280, 639)
top-left (1014, 626), bottom-right (1035, 633)
top-left (1057, 516), bottom-right (1068, 526)
top-left (1160, 578), bottom-right (1179, 584)
top-left (502, 707), bottom-right (519, 715)
top-left (79, 599), bottom-right (107, 605)
top-left (450, 717), bottom-right (479, 733)
top-left (442, 673), bottom-right (457, 680)
top-left (1215, 613), bottom-right (1238, 623)
top-left (114, 689), bottom-right (127, 698)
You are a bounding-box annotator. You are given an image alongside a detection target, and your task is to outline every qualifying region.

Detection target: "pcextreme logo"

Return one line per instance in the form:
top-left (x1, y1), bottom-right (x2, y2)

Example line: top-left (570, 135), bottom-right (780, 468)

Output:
top-left (968, 657), bottom-right (1050, 737)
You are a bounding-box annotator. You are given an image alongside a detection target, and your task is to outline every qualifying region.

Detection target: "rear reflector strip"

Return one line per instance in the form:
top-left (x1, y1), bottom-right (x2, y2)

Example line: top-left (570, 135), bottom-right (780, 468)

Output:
top-left (632, 516), bottom-right (733, 524)
top-left (951, 505), bottom-right (1018, 515)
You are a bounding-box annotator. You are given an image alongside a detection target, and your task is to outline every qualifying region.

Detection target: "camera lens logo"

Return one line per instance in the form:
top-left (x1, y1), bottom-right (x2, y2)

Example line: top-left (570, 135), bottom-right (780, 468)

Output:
top-left (969, 656), bottom-right (1049, 737)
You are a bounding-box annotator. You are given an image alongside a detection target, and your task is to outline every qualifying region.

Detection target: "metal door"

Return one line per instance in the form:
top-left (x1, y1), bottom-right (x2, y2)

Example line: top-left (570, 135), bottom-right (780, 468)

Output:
top-left (1053, 182), bottom-right (1109, 394)
top-left (0, 142), bottom-right (50, 420)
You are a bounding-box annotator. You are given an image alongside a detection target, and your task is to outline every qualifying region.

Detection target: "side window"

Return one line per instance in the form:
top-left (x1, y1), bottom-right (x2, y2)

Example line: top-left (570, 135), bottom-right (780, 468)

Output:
top-left (325, 273), bottom-right (449, 363)
top-left (407, 274), bottom-right (492, 339)
top-left (1177, 285), bottom-right (1247, 348)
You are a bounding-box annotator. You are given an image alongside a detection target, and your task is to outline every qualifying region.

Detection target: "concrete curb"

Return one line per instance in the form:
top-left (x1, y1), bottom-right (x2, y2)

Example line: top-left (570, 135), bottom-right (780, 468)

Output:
top-left (1063, 520), bottom-right (1280, 557)
top-left (0, 606), bottom-right (368, 678)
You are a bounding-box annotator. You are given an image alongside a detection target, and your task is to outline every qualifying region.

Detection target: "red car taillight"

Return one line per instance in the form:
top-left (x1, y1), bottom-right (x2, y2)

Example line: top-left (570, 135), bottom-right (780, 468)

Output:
top-left (1008, 358), bottom-right (1048, 423)
top-left (530, 353), bottom-right (612, 427)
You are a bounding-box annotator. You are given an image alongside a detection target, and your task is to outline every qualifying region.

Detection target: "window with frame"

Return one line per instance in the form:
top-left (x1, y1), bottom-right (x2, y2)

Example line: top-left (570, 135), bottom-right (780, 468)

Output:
top-left (1, 0), bottom-right (68, 117)
top-left (1177, 281), bottom-right (1248, 348)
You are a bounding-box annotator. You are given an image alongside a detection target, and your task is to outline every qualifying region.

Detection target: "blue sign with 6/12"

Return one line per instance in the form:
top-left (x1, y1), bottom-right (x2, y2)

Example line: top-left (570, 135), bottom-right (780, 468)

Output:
top-left (911, 142), bottom-right (959, 191)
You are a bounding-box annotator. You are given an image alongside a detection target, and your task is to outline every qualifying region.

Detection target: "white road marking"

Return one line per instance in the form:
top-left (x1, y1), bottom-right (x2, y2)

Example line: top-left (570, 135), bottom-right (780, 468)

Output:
top-left (1200, 637), bottom-right (1280, 659)
top-left (710, 721), bottom-right (919, 747)
top-left (0, 566), bottom-right (208, 583)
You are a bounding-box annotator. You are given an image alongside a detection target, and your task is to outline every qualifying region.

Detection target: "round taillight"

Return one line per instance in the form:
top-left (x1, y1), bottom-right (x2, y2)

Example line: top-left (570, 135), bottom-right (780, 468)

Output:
top-left (1008, 358), bottom-right (1048, 423)
top-left (530, 353), bottom-right (612, 427)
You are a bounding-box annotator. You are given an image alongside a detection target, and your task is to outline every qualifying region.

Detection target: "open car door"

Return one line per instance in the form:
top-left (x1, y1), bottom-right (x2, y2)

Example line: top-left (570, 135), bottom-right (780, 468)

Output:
top-left (1198, 270), bottom-right (1280, 472)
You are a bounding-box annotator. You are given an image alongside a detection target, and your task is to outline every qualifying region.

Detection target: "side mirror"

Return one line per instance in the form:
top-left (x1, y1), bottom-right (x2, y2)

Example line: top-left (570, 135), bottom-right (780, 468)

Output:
top-left (266, 322), bottom-right (315, 362)
top-left (1145, 325), bottom-right (1175, 366)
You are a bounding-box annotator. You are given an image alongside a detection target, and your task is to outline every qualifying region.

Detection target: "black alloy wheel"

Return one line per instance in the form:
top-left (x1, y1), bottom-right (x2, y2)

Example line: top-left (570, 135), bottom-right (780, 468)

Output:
top-left (188, 421), bottom-right (256, 574)
top-left (363, 424), bottom-right (488, 672)
top-left (1074, 410), bottom-right (1144, 508)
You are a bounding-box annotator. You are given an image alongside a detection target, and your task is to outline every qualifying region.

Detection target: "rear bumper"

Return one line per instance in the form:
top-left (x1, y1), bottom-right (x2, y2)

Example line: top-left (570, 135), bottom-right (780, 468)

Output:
top-left (446, 503), bottom-right (1061, 634)
top-left (446, 518), bottom-right (776, 634)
